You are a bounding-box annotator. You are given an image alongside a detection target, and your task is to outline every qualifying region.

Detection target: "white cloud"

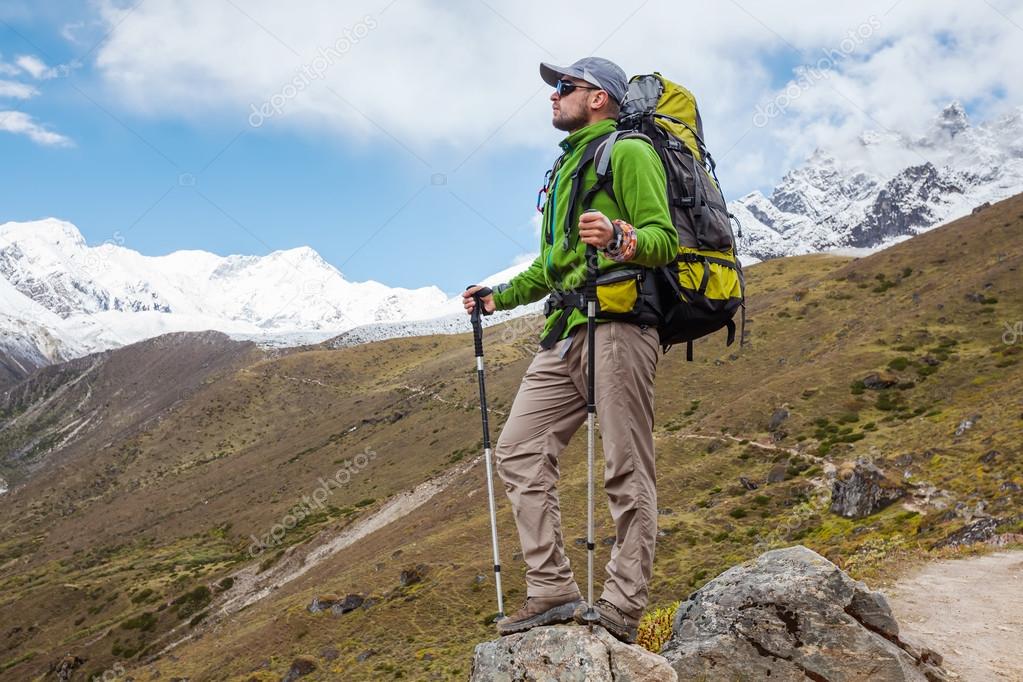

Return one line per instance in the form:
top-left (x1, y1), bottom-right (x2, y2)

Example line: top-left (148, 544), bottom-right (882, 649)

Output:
top-left (88, 0), bottom-right (1023, 193)
top-left (0, 53), bottom-right (75, 147)
top-left (530, 211), bottom-right (543, 239)
top-left (15, 54), bottom-right (59, 79)
top-left (0, 79), bottom-right (38, 99)
top-left (60, 20), bottom-right (94, 45)
top-left (0, 110), bottom-right (73, 146)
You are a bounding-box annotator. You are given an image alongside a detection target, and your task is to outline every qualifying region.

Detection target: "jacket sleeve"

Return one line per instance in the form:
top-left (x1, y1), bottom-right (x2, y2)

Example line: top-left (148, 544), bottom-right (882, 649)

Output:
top-left (609, 138), bottom-right (678, 267)
top-left (490, 253), bottom-right (550, 311)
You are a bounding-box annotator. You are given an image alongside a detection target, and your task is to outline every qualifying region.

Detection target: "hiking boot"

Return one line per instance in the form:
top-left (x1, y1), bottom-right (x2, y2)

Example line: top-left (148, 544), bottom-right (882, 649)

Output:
top-left (574, 598), bottom-right (640, 643)
top-left (496, 594), bottom-right (584, 636)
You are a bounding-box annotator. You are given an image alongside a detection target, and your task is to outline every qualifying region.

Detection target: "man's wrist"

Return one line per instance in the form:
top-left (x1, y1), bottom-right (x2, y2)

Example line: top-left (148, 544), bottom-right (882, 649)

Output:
top-left (603, 220), bottom-right (637, 262)
top-left (491, 283), bottom-right (511, 310)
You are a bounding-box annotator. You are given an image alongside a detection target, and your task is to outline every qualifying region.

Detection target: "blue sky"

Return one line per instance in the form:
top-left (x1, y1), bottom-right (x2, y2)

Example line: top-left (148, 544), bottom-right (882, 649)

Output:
top-left (2, 1), bottom-right (1021, 295)
top-left (0, 8), bottom-right (544, 293)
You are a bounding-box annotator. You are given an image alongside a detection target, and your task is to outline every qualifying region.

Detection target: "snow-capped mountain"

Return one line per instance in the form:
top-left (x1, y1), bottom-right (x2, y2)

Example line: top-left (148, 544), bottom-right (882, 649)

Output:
top-left (4, 102), bottom-right (1022, 380)
top-left (0, 218), bottom-right (512, 375)
top-left (0, 218), bottom-right (456, 330)
top-left (732, 102), bottom-right (1023, 260)
top-left (0, 274), bottom-right (86, 386)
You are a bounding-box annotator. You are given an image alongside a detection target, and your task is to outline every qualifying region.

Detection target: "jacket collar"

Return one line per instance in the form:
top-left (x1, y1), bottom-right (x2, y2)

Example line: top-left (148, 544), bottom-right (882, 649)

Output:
top-left (558, 118), bottom-right (617, 153)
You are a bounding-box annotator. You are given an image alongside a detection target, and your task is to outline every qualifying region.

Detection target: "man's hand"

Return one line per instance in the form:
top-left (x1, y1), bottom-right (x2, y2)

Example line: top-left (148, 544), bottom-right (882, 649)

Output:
top-left (463, 285), bottom-right (496, 315)
top-left (578, 210), bottom-right (614, 248)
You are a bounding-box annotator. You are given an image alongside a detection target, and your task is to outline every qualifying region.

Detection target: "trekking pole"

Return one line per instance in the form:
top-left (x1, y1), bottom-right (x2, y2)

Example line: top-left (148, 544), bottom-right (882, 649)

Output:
top-left (467, 285), bottom-right (504, 619)
top-left (581, 210), bottom-right (601, 629)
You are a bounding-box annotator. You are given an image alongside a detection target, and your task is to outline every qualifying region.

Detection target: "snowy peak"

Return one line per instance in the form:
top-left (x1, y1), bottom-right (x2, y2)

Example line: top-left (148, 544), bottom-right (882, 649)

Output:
top-left (0, 218), bottom-right (87, 250)
top-left (933, 101), bottom-right (970, 138)
top-left (0, 219), bottom-right (461, 361)
top-left (733, 101), bottom-right (1023, 261)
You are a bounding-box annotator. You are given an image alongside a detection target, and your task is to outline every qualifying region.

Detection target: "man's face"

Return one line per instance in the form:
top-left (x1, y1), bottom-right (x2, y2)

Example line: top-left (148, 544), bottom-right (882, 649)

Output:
top-left (550, 75), bottom-right (595, 132)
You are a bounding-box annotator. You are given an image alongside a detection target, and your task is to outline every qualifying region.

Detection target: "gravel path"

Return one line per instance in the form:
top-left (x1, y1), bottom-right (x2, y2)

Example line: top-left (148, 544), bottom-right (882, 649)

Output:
top-left (885, 551), bottom-right (1023, 681)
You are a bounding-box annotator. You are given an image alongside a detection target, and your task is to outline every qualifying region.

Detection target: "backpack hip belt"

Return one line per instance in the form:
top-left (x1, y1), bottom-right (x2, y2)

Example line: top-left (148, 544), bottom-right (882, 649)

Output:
top-left (538, 267), bottom-right (657, 351)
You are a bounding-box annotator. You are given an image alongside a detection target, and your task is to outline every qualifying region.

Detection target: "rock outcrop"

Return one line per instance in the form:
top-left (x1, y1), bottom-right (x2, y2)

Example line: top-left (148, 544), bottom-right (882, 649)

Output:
top-left (469, 547), bottom-right (949, 680)
top-left (470, 624), bottom-right (677, 681)
top-left (831, 459), bottom-right (905, 518)
top-left (661, 546), bottom-right (948, 681)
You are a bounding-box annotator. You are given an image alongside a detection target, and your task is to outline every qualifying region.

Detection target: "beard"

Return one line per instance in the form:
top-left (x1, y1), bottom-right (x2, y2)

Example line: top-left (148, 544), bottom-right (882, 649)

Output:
top-left (552, 106), bottom-right (588, 132)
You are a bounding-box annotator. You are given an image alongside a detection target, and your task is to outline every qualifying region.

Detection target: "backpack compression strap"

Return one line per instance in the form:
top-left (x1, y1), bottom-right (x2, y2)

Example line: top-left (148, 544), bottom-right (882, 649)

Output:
top-left (560, 132), bottom-right (616, 250)
top-left (538, 290), bottom-right (587, 350)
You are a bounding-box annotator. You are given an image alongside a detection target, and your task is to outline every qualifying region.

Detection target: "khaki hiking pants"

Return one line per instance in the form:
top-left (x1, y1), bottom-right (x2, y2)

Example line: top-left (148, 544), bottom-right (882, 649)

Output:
top-left (494, 319), bottom-right (660, 618)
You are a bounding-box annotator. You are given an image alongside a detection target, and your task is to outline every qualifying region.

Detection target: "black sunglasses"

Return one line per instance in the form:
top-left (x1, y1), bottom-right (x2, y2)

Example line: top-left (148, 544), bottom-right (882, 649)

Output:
top-left (555, 78), bottom-right (600, 97)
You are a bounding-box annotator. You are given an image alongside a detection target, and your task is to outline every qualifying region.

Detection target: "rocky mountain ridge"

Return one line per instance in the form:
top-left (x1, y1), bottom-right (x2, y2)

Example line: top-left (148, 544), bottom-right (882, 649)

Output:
top-left (732, 102), bottom-right (1023, 261)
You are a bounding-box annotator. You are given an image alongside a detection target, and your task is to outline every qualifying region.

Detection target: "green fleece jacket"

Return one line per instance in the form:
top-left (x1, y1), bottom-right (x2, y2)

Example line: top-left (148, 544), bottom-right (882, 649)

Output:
top-left (491, 118), bottom-right (677, 343)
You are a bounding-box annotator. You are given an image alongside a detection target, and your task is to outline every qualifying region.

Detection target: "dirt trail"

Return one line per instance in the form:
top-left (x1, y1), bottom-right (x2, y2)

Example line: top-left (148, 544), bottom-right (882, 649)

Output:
top-left (885, 551), bottom-right (1023, 681)
top-left (150, 453), bottom-right (483, 657)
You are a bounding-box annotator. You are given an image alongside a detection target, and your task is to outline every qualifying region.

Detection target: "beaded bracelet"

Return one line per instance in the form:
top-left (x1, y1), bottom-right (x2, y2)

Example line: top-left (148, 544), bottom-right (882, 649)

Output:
top-left (603, 219), bottom-right (637, 262)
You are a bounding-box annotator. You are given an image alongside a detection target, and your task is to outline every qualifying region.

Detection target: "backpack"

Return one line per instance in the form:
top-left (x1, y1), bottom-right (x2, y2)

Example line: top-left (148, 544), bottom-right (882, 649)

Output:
top-left (581, 73), bottom-right (746, 360)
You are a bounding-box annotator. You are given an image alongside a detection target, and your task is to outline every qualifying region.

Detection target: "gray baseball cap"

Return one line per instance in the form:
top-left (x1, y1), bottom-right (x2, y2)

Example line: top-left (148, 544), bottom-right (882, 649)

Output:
top-left (540, 57), bottom-right (628, 104)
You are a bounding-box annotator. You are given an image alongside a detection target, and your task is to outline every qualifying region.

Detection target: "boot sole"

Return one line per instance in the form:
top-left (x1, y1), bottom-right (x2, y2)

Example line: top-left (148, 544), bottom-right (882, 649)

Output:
top-left (497, 600), bottom-right (583, 636)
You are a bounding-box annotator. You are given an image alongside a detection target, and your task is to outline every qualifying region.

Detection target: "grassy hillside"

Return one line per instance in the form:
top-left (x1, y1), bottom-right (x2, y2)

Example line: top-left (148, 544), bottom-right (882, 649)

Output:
top-left (1, 194), bottom-right (1021, 680)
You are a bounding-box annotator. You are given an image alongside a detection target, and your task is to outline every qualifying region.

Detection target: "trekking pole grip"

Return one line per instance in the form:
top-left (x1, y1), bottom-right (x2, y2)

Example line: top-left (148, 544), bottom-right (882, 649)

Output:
top-left (581, 208), bottom-right (600, 293)
top-left (467, 285), bottom-right (493, 356)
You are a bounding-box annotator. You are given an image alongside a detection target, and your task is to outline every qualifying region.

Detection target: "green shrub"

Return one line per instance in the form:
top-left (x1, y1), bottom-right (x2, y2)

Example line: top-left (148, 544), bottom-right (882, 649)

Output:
top-left (172, 585), bottom-right (212, 619)
top-left (876, 392), bottom-right (901, 411)
top-left (637, 601), bottom-right (681, 653)
top-left (120, 611), bottom-right (157, 631)
top-left (872, 275), bottom-right (896, 293)
top-left (887, 357), bottom-right (909, 371)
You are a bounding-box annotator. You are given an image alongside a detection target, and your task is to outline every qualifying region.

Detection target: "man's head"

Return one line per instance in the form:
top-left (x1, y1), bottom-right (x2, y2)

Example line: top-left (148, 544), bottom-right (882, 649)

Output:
top-left (540, 57), bottom-right (627, 132)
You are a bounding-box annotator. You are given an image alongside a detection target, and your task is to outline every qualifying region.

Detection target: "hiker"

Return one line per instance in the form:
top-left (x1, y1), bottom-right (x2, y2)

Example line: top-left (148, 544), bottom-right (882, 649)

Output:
top-left (463, 57), bottom-right (677, 643)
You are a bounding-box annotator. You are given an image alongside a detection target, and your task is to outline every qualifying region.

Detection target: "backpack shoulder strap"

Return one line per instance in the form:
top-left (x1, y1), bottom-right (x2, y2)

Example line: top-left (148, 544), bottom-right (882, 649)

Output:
top-left (582, 131), bottom-right (654, 209)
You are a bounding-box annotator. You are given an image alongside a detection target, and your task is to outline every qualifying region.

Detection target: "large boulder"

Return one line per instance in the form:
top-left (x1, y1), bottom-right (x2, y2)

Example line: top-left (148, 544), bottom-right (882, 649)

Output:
top-left (661, 546), bottom-right (948, 681)
top-left (470, 624), bottom-right (677, 681)
top-left (831, 459), bottom-right (905, 518)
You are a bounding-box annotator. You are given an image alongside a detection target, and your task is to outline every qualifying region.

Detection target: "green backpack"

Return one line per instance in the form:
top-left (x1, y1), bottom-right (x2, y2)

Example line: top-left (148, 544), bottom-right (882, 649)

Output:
top-left (584, 73), bottom-right (746, 360)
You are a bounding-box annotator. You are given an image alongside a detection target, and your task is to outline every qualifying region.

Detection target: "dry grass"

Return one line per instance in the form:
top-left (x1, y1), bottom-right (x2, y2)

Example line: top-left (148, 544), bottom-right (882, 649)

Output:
top-left (1, 194), bottom-right (1021, 680)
